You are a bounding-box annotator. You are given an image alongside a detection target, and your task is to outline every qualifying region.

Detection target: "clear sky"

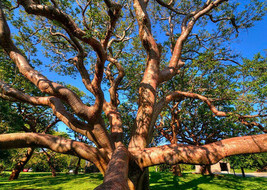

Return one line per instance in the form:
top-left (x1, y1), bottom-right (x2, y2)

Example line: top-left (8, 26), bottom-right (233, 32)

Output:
top-left (231, 15), bottom-right (267, 58)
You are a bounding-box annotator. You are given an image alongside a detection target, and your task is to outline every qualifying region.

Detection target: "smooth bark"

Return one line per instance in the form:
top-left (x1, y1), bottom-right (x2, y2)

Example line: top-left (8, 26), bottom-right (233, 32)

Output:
top-left (0, 133), bottom-right (108, 174)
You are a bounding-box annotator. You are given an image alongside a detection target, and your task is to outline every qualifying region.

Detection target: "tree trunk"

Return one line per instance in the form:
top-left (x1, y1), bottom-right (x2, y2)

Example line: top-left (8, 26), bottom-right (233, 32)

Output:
top-left (172, 164), bottom-right (182, 176)
top-left (42, 149), bottom-right (56, 177)
top-left (233, 167), bottom-right (236, 176)
top-left (48, 161), bottom-right (57, 177)
top-left (200, 165), bottom-right (212, 175)
top-left (136, 168), bottom-right (150, 190)
top-left (241, 167), bottom-right (245, 177)
top-left (74, 157), bottom-right (81, 175)
top-left (9, 148), bottom-right (34, 181)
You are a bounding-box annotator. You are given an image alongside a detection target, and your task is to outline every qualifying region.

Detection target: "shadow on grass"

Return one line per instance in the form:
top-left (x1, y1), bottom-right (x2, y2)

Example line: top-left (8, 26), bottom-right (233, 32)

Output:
top-left (150, 172), bottom-right (212, 190)
top-left (149, 172), bottom-right (267, 190)
top-left (0, 172), bottom-right (103, 190)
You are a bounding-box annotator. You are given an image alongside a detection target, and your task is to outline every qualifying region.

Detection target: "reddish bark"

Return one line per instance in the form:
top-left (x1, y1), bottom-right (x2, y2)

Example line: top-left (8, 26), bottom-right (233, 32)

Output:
top-left (95, 145), bottom-right (130, 190)
top-left (0, 1), bottom-right (266, 189)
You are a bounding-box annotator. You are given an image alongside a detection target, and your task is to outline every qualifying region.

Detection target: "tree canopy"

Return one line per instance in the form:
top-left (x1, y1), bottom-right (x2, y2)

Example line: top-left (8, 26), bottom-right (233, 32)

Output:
top-left (0, 0), bottom-right (266, 189)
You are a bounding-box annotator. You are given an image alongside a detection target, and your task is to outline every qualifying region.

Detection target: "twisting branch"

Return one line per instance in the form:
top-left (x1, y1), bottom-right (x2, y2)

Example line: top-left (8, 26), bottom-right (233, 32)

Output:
top-left (207, 14), bottom-right (239, 32)
top-left (106, 56), bottom-right (125, 107)
top-left (75, 0), bottom-right (91, 30)
top-left (239, 119), bottom-right (267, 133)
top-left (17, 1), bottom-right (107, 112)
top-left (17, 0), bottom-right (106, 61)
top-left (107, 22), bottom-right (133, 52)
top-left (0, 80), bottom-right (113, 151)
top-left (0, 133), bottom-right (108, 174)
top-left (155, 115), bottom-right (173, 142)
top-left (102, 0), bottom-right (122, 49)
top-left (155, 90), bottom-right (267, 133)
top-left (0, 8), bottom-right (96, 122)
top-left (0, 7), bottom-right (114, 153)
top-left (103, 56), bottom-right (125, 145)
top-left (43, 118), bottom-right (60, 134)
top-left (159, 0), bottom-right (228, 83)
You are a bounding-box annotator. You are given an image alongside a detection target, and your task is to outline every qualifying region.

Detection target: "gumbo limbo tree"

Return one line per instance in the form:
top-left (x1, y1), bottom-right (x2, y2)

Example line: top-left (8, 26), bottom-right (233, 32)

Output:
top-left (0, 0), bottom-right (266, 189)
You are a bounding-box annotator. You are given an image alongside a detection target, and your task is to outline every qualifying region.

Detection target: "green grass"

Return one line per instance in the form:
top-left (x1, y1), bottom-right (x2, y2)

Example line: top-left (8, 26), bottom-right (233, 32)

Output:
top-left (149, 172), bottom-right (267, 190)
top-left (0, 171), bottom-right (266, 190)
top-left (0, 172), bottom-right (103, 190)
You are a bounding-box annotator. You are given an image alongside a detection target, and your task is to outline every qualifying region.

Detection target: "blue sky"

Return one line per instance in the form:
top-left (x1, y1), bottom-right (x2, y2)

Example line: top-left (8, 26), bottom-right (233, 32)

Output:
top-left (231, 16), bottom-right (267, 58)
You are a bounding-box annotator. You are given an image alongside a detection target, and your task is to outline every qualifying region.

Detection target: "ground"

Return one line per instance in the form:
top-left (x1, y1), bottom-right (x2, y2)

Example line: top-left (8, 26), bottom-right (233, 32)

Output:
top-left (0, 171), bottom-right (266, 190)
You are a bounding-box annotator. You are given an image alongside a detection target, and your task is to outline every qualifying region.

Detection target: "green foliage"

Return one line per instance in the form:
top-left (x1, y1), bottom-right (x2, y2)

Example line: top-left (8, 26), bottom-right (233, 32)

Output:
top-left (25, 151), bottom-right (84, 172)
top-left (229, 153), bottom-right (267, 170)
top-left (0, 0), bottom-right (266, 182)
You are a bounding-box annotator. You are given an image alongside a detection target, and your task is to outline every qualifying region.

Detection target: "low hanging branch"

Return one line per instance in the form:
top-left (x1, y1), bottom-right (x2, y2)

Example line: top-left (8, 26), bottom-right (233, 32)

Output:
top-left (0, 7), bottom-right (114, 154)
top-left (132, 133), bottom-right (267, 168)
top-left (0, 133), bottom-right (108, 174)
top-left (0, 80), bottom-right (110, 149)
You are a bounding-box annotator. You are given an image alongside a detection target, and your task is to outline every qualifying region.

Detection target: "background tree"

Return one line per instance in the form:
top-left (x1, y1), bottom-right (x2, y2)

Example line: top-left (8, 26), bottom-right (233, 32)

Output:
top-left (0, 0), bottom-right (266, 189)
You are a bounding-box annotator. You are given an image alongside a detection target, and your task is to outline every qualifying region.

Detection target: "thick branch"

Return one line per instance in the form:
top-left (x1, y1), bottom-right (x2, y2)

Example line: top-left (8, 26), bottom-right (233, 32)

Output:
top-left (0, 81), bottom-right (113, 151)
top-left (16, 1), bottom-right (106, 115)
top-left (132, 134), bottom-right (267, 168)
top-left (129, 0), bottom-right (161, 150)
top-left (103, 101), bottom-right (123, 146)
top-left (0, 133), bottom-right (107, 174)
top-left (0, 8), bottom-right (96, 121)
top-left (0, 8), bottom-right (113, 152)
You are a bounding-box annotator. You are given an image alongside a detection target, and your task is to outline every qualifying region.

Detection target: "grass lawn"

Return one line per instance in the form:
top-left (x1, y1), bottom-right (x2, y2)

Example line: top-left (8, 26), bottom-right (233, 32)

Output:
top-left (0, 171), bottom-right (266, 190)
top-left (149, 172), bottom-right (267, 190)
top-left (0, 172), bottom-right (103, 190)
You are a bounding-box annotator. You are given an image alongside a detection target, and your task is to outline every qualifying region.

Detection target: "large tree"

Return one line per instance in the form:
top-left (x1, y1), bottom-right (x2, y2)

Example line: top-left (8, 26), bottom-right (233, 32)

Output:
top-left (0, 0), bottom-right (266, 189)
